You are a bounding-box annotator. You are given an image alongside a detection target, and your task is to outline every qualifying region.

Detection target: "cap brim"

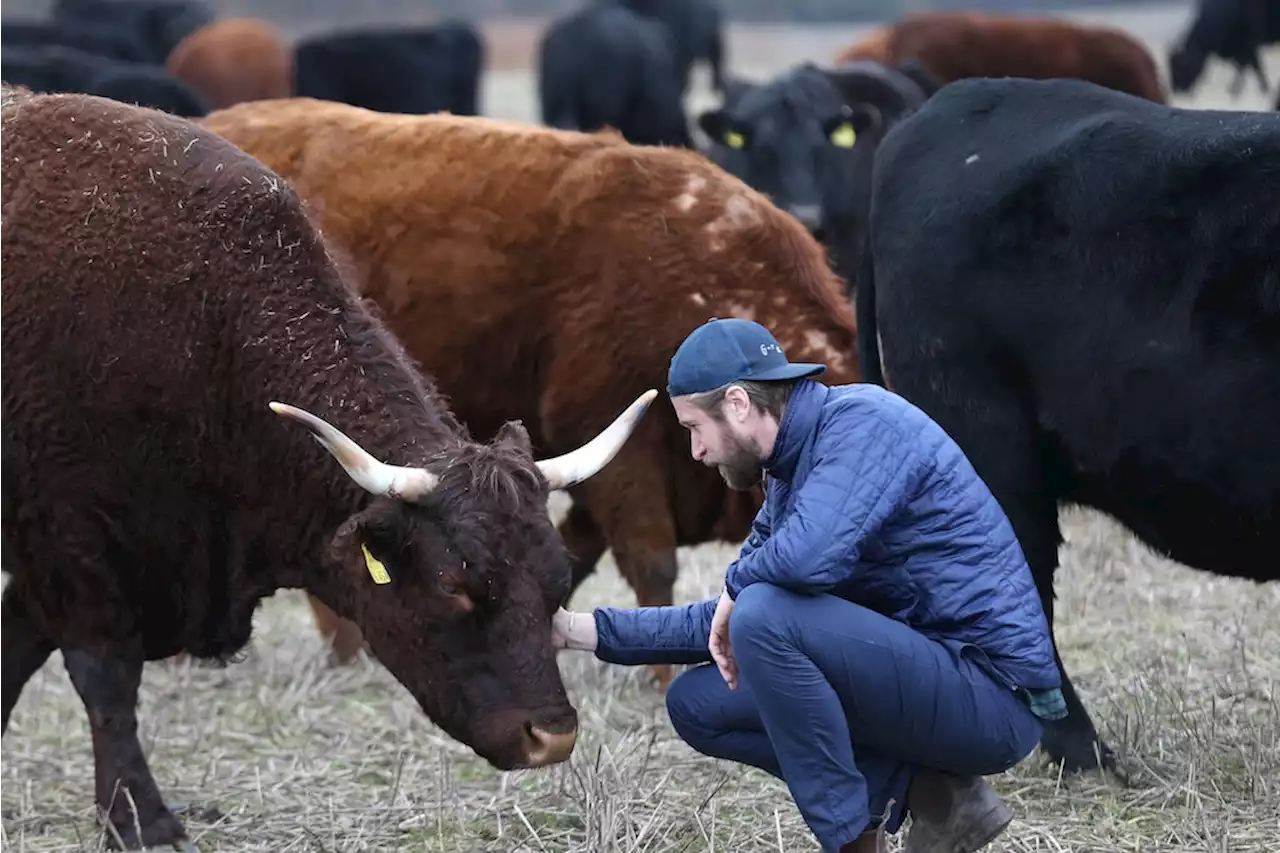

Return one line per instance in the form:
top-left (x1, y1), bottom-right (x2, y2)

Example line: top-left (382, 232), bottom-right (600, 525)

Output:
top-left (745, 363), bottom-right (826, 382)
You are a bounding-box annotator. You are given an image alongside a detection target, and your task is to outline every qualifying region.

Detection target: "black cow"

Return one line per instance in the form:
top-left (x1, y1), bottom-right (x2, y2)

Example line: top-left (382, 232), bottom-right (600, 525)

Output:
top-left (50, 0), bottom-right (213, 65)
top-left (1, 44), bottom-right (210, 117)
top-left (697, 60), bottom-right (938, 300)
top-left (605, 0), bottom-right (726, 95)
top-left (855, 76), bottom-right (1280, 774)
top-left (1169, 0), bottom-right (1280, 97)
top-left (538, 3), bottom-right (692, 148)
top-left (0, 20), bottom-right (155, 64)
top-left (294, 21), bottom-right (485, 117)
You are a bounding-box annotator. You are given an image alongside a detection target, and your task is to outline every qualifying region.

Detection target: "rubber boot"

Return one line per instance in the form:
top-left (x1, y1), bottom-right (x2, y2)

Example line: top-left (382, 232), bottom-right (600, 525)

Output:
top-left (838, 797), bottom-right (893, 853)
top-left (904, 770), bottom-right (1013, 853)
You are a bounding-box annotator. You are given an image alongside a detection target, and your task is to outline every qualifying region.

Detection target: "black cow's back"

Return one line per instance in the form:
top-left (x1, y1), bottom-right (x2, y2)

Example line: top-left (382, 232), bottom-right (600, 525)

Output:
top-left (293, 23), bottom-right (484, 117)
top-left (868, 74), bottom-right (1280, 578)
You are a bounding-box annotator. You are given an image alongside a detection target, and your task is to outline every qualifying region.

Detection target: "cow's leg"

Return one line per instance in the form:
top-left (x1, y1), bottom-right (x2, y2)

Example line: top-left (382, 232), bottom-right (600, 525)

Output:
top-left (306, 594), bottom-right (366, 664)
top-left (63, 638), bottom-right (192, 850)
top-left (559, 500), bottom-right (608, 602)
top-left (983, 460), bottom-right (1113, 773)
top-left (1, 582), bottom-right (56, 734)
top-left (886, 367), bottom-right (1112, 773)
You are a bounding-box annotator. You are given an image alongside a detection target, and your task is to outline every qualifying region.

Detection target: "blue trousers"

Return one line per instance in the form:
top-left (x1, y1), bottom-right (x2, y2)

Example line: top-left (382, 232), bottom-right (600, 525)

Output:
top-left (664, 585), bottom-right (1044, 853)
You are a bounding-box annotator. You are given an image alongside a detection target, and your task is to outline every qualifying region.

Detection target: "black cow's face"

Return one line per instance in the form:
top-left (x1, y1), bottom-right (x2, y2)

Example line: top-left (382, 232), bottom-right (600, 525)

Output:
top-left (697, 61), bottom-right (934, 246)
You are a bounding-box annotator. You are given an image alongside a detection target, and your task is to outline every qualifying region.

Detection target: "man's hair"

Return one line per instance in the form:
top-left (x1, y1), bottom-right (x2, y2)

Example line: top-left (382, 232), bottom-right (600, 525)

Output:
top-left (688, 378), bottom-right (801, 423)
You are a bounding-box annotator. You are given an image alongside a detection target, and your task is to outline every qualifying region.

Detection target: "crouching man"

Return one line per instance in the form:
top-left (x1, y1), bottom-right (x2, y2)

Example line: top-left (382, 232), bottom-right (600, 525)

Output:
top-left (553, 318), bottom-right (1065, 853)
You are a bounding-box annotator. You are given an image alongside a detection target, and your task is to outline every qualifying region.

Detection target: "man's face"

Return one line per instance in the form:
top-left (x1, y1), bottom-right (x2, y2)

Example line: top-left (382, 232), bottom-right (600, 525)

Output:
top-left (672, 394), bottom-right (765, 491)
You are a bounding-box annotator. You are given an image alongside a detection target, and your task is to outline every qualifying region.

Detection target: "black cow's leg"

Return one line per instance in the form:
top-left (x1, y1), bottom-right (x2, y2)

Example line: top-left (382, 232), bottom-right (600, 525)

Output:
top-left (1, 582), bottom-right (56, 734)
top-left (882, 353), bottom-right (1113, 773)
top-left (969, 426), bottom-right (1114, 774)
top-left (63, 638), bottom-right (191, 850)
top-left (1036, 582), bottom-right (1115, 773)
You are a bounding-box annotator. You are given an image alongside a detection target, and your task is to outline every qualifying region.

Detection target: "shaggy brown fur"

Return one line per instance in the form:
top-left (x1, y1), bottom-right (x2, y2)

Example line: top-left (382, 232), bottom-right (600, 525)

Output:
top-left (834, 12), bottom-right (1167, 103)
top-left (1, 92), bottom-right (596, 849)
top-left (165, 17), bottom-right (293, 109)
top-left (201, 98), bottom-right (862, 687)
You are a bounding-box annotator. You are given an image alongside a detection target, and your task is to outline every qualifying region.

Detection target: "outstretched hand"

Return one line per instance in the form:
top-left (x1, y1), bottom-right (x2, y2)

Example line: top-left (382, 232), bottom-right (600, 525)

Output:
top-left (552, 606), bottom-right (597, 652)
top-left (709, 588), bottom-right (737, 689)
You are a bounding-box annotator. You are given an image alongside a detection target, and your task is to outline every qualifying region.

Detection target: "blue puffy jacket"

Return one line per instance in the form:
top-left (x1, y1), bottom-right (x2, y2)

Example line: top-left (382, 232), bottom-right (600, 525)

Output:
top-left (592, 379), bottom-right (1066, 717)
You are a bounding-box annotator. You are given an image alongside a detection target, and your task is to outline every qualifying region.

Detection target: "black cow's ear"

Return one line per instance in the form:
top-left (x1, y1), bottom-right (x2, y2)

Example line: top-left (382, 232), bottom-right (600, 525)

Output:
top-left (823, 60), bottom-right (931, 115)
top-left (894, 60), bottom-right (943, 98)
top-left (719, 74), bottom-right (756, 108)
top-left (698, 108), bottom-right (727, 140)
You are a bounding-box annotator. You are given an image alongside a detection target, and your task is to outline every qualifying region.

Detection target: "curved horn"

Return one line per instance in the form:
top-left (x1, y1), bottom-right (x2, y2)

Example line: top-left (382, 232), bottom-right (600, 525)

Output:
top-left (269, 402), bottom-right (439, 501)
top-left (536, 389), bottom-right (659, 491)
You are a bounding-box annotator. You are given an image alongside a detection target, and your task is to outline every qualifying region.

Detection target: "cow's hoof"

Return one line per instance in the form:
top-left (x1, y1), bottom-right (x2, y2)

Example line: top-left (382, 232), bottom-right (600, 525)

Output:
top-left (166, 801), bottom-right (224, 822)
top-left (1039, 725), bottom-right (1117, 776)
top-left (107, 810), bottom-right (190, 851)
top-left (647, 663), bottom-right (674, 692)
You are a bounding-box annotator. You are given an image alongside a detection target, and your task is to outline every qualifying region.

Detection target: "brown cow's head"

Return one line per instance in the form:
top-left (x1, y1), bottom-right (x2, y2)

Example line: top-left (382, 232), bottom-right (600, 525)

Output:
top-left (270, 391), bottom-right (657, 771)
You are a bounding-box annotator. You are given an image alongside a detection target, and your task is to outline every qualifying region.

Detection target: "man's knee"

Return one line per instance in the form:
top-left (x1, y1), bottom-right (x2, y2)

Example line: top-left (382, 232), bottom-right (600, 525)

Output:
top-left (665, 664), bottom-right (720, 749)
top-left (728, 583), bottom-right (796, 649)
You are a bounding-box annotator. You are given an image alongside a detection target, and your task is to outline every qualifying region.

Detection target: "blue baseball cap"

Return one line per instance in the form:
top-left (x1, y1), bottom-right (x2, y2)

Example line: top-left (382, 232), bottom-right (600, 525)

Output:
top-left (667, 318), bottom-right (826, 397)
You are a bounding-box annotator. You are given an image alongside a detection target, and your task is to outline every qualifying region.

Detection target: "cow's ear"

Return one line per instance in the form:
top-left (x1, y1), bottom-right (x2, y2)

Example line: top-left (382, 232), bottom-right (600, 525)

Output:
top-left (893, 60), bottom-right (942, 98)
top-left (494, 419), bottom-right (533, 456)
top-left (823, 61), bottom-right (930, 115)
top-left (719, 74), bottom-right (756, 108)
top-left (698, 108), bottom-right (727, 141)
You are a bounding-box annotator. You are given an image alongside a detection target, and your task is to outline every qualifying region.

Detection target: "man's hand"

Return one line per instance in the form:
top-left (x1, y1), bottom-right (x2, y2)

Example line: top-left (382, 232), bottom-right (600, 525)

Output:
top-left (708, 588), bottom-right (737, 689)
top-left (552, 606), bottom-right (597, 652)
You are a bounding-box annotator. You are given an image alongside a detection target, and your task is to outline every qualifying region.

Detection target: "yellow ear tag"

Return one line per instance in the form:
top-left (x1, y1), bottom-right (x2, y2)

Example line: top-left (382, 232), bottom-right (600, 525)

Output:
top-left (830, 122), bottom-right (856, 149)
top-left (362, 543), bottom-right (392, 585)
top-left (724, 130), bottom-right (745, 149)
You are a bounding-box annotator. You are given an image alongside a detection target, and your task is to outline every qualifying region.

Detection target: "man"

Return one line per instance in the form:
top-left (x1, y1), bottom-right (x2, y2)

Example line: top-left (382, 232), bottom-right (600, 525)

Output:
top-left (552, 318), bottom-right (1066, 853)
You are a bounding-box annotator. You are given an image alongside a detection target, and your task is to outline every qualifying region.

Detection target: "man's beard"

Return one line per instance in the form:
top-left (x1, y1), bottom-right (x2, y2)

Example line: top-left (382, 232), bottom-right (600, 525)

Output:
top-left (717, 431), bottom-right (765, 491)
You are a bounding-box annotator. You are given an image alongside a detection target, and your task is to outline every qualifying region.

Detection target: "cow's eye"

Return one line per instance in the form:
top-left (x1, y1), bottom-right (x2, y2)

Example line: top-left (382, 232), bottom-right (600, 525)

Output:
top-left (439, 581), bottom-right (475, 613)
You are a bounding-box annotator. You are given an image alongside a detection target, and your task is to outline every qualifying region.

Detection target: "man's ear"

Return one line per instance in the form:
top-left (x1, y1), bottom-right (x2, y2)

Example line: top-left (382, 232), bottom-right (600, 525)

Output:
top-left (723, 385), bottom-right (754, 422)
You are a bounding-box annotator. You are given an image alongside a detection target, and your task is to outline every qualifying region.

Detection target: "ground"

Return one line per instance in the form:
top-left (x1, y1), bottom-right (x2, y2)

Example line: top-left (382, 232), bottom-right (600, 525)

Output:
top-left (3, 4), bottom-right (1280, 852)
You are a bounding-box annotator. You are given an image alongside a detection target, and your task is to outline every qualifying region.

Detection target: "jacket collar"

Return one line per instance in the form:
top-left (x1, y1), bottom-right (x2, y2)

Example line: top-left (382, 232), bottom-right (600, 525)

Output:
top-left (763, 379), bottom-right (826, 482)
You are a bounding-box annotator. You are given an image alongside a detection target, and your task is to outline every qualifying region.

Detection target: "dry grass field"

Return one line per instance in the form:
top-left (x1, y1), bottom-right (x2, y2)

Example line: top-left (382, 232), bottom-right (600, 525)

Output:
top-left (3, 4), bottom-right (1280, 852)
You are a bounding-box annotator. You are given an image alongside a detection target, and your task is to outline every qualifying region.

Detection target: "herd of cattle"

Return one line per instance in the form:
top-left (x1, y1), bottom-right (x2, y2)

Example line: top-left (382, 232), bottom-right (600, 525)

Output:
top-left (1, 0), bottom-right (483, 116)
top-left (2, 0), bottom-right (1279, 849)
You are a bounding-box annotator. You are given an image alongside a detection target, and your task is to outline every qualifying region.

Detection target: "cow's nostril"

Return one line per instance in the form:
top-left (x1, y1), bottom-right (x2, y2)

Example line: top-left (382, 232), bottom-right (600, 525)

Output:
top-left (521, 721), bottom-right (577, 767)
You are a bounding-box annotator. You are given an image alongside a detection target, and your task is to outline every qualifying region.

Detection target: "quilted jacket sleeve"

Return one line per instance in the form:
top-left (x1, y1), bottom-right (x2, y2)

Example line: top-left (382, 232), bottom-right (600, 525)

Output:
top-left (737, 498), bottom-right (772, 561)
top-left (592, 597), bottom-right (717, 666)
top-left (724, 409), bottom-right (923, 599)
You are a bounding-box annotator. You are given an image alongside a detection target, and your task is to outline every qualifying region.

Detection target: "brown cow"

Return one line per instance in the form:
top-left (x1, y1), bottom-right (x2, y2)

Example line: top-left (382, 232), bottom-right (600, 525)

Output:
top-left (836, 26), bottom-right (893, 64)
top-left (834, 12), bottom-right (1167, 103)
top-left (201, 98), bottom-right (863, 687)
top-left (165, 17), bottom-right (293, 109)
top-left (1, 89), bottom-right (654, 850)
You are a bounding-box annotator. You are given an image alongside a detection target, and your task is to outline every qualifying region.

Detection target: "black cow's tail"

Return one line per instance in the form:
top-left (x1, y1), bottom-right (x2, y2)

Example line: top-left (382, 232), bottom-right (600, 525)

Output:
top-left (855, 233), bottom-right (885, 387)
